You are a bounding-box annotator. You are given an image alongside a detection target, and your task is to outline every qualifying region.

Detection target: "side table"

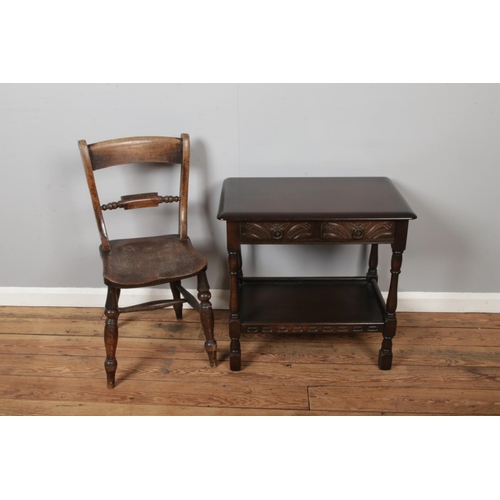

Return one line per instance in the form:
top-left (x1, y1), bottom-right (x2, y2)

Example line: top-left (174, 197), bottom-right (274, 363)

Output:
top-left (217, 177), bottom-right (417, 371)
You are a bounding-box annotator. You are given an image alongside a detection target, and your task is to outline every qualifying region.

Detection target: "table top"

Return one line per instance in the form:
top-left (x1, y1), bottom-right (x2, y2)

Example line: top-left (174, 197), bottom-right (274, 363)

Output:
top-left (217, 177), bottom-right (417, 221)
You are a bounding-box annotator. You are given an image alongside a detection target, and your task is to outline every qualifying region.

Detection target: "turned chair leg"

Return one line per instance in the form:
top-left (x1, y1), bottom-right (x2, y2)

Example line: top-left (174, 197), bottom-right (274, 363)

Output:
top-left (197, 272), bottom-right (217, 367)
top-left (170, 281), bottom-right (183, 320)
top-left (104, 286), bottom-right (120, 388)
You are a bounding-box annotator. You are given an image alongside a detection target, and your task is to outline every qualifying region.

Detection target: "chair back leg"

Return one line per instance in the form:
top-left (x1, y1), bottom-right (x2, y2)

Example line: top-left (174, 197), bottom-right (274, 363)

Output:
top-left (170, 281), bottom-right (183, 319)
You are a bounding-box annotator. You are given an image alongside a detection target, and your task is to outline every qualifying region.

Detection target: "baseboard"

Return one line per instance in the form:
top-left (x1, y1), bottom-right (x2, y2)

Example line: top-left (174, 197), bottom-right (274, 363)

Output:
top-left (390, 292), bottom-right (500, 313)
top-left (0, 287), bottom-right (230, 310)
top-left (0, 287), bottom-right (499, 313)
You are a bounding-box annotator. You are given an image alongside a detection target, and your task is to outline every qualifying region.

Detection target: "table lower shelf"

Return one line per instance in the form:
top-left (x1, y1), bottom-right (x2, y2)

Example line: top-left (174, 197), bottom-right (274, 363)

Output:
top-left (238, 277), bottom-right (386, 334)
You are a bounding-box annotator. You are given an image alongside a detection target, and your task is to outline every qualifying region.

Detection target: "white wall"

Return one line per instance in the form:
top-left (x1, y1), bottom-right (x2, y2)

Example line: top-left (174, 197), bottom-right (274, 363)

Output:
top-left (1, 83), bottom-right (499, 296)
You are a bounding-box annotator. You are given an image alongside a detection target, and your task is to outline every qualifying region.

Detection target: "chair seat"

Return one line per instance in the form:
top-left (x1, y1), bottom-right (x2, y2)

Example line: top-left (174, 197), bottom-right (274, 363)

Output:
top-left (100, 235), bottom-right (207, 288)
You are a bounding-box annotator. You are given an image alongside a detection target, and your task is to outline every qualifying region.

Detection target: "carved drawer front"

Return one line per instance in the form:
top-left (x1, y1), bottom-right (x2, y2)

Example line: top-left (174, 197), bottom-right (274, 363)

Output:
top-left (240, 222), bottom-right (314, 243)
top-left (321, 221), bottom-right (394, 242)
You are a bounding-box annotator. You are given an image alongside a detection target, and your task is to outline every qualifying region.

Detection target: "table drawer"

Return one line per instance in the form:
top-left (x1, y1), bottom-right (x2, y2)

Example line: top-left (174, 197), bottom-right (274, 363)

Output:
top-left (239, 220), bottom-right (395, 243)
top-left (240, 222), bottom-right (315, 243)
top-left (321, 221), bottom-right (394, 242)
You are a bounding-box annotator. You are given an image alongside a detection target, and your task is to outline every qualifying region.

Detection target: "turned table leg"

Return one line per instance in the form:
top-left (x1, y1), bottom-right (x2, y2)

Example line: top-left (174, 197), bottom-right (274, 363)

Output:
top-left (228, 250), bottom-right (242, 371)
top-left (379, 247), bottom-right (403, 369)
top-left (227, 222), bottom-right (242, 371)
top-left (379, 220), bottom-right (409, 370)
top-left (366, 244), bottom-right (379, 282)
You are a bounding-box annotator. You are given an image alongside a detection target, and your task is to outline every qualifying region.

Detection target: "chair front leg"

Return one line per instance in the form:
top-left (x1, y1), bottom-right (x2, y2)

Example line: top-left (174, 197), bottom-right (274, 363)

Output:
top-left (197, 272), bottom-right (217, 367)
top-left (104, 286), bottom-right (120, 388)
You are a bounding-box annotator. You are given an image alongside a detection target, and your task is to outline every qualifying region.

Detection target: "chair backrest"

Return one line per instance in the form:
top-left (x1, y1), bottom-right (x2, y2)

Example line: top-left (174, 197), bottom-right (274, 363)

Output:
top-left (78, 135), bottom-right (190, 251)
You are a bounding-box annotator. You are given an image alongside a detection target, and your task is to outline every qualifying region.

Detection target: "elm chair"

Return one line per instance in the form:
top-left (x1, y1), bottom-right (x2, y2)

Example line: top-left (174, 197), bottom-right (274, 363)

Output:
top-left (78, 134), bottom-right (217, 388)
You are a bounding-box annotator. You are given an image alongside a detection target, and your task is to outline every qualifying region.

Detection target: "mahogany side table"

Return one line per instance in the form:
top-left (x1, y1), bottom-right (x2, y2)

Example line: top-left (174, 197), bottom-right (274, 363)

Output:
top-left (217, 177), bottom-right (417, 371)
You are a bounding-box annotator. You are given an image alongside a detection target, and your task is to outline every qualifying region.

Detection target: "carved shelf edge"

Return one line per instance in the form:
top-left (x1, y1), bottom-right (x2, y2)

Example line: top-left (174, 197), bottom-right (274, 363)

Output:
top-left (242, 324), bottom-right (383, 334)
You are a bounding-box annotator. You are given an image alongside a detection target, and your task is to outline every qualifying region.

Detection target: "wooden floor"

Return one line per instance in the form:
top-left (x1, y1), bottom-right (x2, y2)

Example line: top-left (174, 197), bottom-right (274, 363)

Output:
top-left (1, 306), bottom-right (499, 415)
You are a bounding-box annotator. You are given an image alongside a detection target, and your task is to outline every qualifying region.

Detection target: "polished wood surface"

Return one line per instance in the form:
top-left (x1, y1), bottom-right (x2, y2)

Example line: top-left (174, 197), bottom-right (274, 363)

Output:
top-left (78, 135), bottom-right (217, 388)
top-left (217, 177), bottom-right (417, 221)
top-left (218, 177), bottom-right (416, 371)
top-left (1, 306), bottom-right (499, 416)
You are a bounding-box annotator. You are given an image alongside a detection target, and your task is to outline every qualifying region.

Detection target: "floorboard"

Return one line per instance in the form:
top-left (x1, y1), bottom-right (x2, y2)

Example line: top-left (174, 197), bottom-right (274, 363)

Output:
top-left (1, 306), bottom-right (499, 415)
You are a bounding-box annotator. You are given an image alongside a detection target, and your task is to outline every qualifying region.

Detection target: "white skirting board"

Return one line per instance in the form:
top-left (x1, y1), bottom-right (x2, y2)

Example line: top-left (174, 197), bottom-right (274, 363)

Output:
top-left (0, 287), bottom-right (499, 313)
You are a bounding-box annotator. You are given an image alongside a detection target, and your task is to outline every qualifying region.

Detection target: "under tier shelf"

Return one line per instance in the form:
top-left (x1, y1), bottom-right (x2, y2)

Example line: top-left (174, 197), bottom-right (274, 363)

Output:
top-left (239, 277), bottom-right (386, 334)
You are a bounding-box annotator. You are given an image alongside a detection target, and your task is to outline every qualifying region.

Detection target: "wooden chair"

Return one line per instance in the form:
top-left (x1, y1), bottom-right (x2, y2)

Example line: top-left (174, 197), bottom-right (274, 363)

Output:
top-left (78, 134), bottom-right (217, 388)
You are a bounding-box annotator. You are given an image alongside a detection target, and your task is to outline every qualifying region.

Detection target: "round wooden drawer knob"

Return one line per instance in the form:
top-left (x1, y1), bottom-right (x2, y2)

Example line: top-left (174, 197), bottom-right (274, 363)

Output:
top-left (352, 226), bottom-right (365, 239)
